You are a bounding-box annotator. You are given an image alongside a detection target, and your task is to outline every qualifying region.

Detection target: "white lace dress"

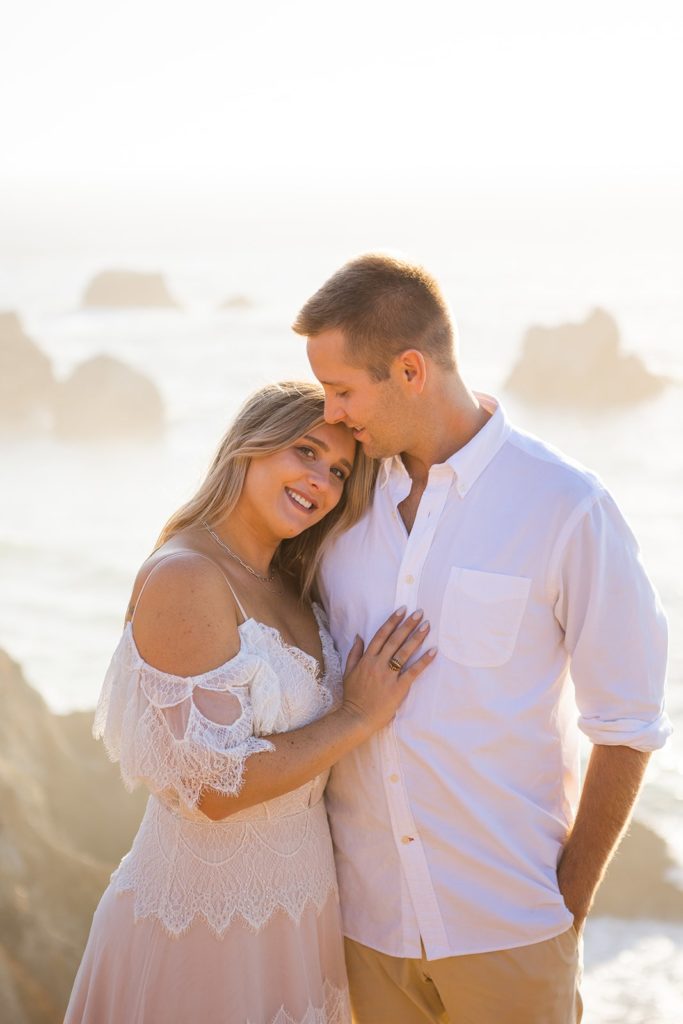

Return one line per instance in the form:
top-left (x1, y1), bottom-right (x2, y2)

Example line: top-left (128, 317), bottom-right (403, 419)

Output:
top-left (65, 605), bottom-right (351, 1024)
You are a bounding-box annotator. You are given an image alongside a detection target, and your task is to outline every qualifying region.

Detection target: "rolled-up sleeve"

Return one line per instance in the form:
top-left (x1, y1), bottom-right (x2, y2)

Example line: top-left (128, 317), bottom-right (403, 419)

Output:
top-left (553, 489), bottom-right (671, 751)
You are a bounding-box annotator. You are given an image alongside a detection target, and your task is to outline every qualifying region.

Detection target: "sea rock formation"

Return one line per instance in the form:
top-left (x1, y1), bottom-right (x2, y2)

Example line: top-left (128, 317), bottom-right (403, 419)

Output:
top-left (505, 308), bottom-right (668, 407)
top-left (0, 312), bottom-right (56, 426)
top-left (219, 293), bottom-right (253, 311)
top-left (81, 270), bottom-right (179, 309)
top-left (592, 819), bottom-right (683, 920)
top-left (52, 355), bottom-right (165, 438)
top-left (0, 649), bottom-right (146, 1023)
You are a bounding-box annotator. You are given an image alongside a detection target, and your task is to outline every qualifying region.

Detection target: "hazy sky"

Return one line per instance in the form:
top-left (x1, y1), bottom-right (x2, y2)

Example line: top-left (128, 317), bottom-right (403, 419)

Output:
top-left (3, 0), bottom-right (682, 191)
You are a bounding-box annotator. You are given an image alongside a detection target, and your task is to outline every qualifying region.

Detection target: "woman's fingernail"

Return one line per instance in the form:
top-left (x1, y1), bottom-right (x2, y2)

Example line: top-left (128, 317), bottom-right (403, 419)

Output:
top-left (410, 609), bottom-right (423, 620)
top-left (394, 606), bottom-right (407, 616)
top-left (418, 621), bottom-right (430, 632)
top-left (428, 647), bottom-right (438, 656)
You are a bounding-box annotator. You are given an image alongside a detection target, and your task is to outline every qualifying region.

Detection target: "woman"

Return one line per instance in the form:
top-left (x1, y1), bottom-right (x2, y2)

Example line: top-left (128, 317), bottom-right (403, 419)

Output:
top-left (65, 380), bottom-right (435, 1024)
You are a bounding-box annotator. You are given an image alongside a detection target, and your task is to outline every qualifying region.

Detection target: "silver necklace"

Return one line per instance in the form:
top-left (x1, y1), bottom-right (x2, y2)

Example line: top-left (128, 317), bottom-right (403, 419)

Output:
top-left (201, 520), bottom-right (275, 584)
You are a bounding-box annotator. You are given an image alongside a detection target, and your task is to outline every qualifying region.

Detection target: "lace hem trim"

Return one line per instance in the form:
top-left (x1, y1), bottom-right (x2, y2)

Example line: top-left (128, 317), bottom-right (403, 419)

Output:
top-left (251, 980), bottom-right (351, 1024)
top-left (113, 876), bottom-right (339, 939)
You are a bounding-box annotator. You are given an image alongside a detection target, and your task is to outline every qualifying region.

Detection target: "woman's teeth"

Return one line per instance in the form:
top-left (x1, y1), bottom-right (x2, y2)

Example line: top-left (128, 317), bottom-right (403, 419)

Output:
top-left (286, 488), bottom-right (313, 510)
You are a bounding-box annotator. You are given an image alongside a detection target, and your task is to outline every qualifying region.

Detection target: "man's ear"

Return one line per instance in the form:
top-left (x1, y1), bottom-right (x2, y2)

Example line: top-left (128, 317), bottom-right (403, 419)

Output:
top-left (397, 349), bottom-right (427, 393)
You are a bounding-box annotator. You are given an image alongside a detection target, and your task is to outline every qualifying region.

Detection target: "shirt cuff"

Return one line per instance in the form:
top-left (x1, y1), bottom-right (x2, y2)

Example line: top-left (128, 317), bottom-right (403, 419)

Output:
top-left (578, 709), bottom-right (673, 751)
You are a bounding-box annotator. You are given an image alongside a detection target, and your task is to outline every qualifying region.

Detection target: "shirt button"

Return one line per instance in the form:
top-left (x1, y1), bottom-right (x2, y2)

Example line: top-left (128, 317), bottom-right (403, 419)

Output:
top-left (389, 773), bottom-right (399, 783)
top-left (405, 574), bottom-right (414, 584)
top-left (401, 835), bottom-right (414, 844)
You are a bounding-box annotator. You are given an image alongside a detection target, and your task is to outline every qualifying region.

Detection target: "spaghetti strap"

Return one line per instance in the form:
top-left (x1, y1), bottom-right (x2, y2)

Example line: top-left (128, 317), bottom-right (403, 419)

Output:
top-left (215, 570), bottom-right (249, 623)
top-left (129, 550), bottom-right (249, 624)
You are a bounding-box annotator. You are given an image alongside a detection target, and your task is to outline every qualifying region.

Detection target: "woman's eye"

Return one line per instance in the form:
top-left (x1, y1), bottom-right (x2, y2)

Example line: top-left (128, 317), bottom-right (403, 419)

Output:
top-left (331, 467), bottom-right (347, 482)
top-left (297, 446), bottom-right (315, 459)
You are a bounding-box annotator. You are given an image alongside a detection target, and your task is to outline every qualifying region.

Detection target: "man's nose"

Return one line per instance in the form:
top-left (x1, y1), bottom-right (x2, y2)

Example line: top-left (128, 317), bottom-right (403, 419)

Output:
top-left (324, 397), bottom-right (345, 425)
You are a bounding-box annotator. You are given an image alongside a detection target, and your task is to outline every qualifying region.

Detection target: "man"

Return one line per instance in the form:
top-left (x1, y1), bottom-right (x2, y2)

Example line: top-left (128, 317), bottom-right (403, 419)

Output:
top-left (293, 253), bottom-right (671, 1024)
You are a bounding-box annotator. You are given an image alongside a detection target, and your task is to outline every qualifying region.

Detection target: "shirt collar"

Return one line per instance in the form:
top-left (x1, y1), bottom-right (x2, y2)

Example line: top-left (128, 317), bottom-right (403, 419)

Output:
top-left (378, 393), bottom-right (510, 498)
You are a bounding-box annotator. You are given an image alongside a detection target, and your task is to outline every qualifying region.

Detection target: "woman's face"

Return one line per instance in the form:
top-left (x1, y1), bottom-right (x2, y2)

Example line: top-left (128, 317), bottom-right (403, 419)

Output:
top-left (239, 421), bottom-right (357, 540)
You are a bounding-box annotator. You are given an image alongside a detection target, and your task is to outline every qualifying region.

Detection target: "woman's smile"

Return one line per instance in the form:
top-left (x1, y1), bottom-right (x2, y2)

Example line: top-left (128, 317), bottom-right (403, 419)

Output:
top-left (285, 486), bottom-right (317, 513)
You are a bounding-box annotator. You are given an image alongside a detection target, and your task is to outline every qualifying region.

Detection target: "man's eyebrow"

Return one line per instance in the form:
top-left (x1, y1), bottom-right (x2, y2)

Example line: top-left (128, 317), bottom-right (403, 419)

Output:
top-left (303, 434), bottom-right (353, 472)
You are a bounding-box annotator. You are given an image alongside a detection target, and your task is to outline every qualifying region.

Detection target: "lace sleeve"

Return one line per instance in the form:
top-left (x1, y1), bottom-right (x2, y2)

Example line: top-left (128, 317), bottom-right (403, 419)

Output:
top-left (93, 627), bottom-right (275, 810)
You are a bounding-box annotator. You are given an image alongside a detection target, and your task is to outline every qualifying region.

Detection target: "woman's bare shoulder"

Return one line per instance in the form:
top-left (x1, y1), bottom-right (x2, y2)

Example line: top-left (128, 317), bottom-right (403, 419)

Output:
top-left (128, 545), bottom-right (242, 677)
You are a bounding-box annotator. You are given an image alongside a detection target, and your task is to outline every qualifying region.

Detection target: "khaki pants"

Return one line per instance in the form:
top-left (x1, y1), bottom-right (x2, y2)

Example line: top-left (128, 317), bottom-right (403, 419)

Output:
top-left (345, 928), bottom-right (583, 1024)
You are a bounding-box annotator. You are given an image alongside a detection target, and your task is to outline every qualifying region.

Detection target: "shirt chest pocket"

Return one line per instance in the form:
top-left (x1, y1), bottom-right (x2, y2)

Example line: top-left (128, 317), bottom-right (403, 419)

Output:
top-left (439, 568), bottom-right (531, 668)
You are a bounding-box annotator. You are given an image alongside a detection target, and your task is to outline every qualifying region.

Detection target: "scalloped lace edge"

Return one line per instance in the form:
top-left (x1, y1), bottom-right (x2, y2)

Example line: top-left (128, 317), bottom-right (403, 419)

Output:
top-left (249, 979), bottom-right (351, 1024)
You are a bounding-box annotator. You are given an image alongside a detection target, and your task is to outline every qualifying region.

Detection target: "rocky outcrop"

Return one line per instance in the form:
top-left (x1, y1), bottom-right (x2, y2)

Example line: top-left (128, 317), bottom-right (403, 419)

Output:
top-left (82, 270), bottom-right (179, 309)
top-left (0, 649), bottom-right (146, 1023)
top-left (592, 819), bottom-right (683, 920)
top-left (0, 317), bottom-right (164, 438)
top-left (52, 354), bottom-right (164, 438)
top-left (0, 313), bottom-right (56, 426)
top-left (505, 308), bottom-right (669, 407)
top-left (0, 648), bottom-right (680, 1022)
top-left (219, 294), bottom-right (253, 311)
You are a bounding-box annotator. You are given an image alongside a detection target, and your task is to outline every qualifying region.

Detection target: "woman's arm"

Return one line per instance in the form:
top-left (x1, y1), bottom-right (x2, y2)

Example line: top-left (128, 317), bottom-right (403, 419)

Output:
top-left (199, 611), bottom-right (432, 819)
top-left (130, 552), bottom-right (434, 821)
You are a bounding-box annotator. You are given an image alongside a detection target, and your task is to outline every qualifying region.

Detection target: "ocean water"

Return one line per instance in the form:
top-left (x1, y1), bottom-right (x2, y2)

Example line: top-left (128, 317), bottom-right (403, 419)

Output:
top-left (1, 184), bottom-right (682, 1022)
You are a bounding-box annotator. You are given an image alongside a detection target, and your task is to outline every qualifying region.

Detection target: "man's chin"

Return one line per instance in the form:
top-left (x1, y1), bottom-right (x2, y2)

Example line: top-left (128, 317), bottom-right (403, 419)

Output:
top-left (361, 440), bottom-right (395, 461)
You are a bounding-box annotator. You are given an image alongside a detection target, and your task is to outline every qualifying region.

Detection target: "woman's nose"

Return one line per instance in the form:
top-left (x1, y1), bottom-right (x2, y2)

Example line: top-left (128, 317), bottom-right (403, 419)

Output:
top-left (307, 466), bottom-right (329, 493)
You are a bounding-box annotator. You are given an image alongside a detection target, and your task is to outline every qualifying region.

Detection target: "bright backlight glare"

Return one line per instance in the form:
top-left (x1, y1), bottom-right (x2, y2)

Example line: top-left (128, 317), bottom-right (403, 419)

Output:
top-left (1, 0), bottom-right (682, 188)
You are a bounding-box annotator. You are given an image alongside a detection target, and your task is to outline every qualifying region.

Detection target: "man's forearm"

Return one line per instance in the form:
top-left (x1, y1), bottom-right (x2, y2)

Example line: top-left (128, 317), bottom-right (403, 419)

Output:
top-left (557, 744), bottom-right (651, 928)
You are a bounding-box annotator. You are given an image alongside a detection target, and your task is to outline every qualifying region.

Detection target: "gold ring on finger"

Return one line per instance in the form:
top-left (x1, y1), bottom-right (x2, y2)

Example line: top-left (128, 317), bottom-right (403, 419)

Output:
top-left (388, 656), bottom-right (403, 672)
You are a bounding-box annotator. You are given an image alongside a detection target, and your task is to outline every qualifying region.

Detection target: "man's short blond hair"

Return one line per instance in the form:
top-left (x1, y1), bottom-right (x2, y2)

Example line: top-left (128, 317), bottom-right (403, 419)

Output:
top-left (292, 253), bottom-right (456, 380)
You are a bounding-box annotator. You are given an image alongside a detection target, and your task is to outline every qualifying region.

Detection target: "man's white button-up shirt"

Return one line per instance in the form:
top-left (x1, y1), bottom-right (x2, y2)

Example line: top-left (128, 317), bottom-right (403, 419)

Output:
top-left (319, 394), bottom-right (670, 960)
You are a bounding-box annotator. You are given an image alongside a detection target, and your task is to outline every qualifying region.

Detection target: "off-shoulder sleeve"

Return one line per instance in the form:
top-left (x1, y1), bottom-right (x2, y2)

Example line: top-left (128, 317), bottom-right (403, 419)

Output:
top-left (93, 627), bottom-right (275, 810)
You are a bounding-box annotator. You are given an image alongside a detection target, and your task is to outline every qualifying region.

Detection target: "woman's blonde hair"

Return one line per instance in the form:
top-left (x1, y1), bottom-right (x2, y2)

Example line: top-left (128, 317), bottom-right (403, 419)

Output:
top-left (156, 380), bottom-right (376, 599)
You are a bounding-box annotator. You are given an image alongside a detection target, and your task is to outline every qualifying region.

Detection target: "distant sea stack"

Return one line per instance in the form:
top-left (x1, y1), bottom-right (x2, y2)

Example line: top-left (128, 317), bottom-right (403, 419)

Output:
top-left (53, 354), bottom-right (165, 438)
top-left (0, 649), bottom-right (146, 1023)
top-left (219, 294), bottom-right (253, 311)
top-left (82, 270), bottom-right (179, 309)
top-left (0, 312), bottom-right (56, 426)
top-left (505, 308), bottom-right (669, 407)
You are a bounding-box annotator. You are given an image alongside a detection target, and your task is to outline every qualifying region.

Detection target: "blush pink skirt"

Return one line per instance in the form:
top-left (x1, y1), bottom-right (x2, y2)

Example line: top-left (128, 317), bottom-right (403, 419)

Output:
top-left (65, 885), bottom-right (351, 1024)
